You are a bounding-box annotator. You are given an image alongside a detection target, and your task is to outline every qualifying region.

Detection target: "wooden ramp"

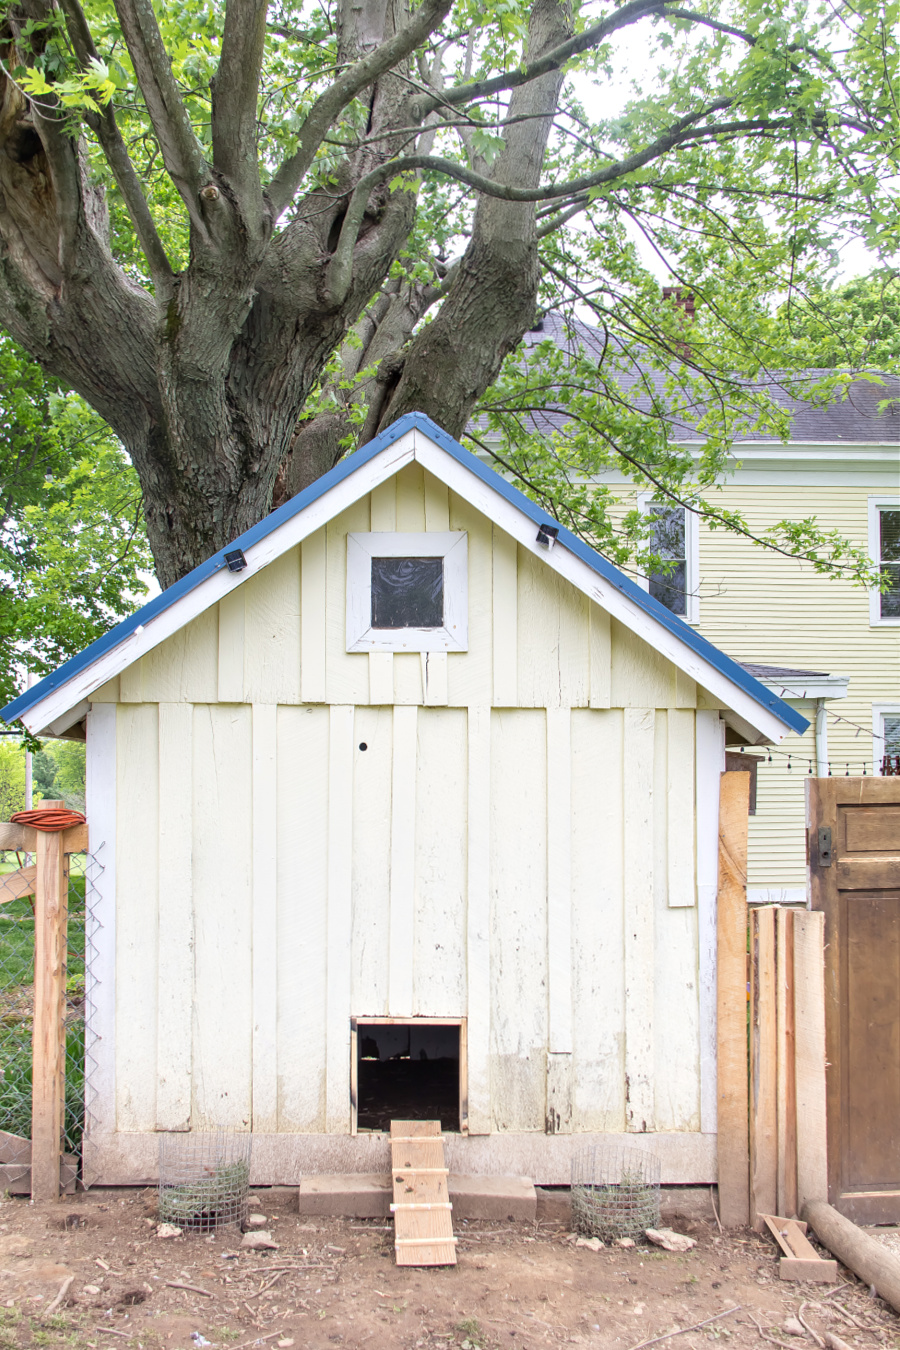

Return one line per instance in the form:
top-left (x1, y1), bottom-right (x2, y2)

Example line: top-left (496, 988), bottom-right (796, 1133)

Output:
top-left (390, 1120), bottom-right (457, 1266)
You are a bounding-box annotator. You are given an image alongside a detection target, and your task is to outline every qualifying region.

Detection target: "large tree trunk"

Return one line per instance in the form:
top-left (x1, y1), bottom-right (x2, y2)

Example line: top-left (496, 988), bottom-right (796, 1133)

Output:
top-left (0, 0), bottom-right (573, 587)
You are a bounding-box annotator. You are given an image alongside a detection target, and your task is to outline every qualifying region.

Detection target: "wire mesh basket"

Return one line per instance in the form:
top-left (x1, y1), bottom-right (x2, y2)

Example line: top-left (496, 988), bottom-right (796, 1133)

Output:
top-left (571, 1144), bottom-right (661, 1241)
top-left (158, 1128), bottom-right (252, 1233)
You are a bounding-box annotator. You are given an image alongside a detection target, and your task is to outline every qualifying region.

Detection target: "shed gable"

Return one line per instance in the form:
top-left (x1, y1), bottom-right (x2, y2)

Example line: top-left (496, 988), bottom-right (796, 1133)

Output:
top-left (92, 463), bottom-right (698, 712)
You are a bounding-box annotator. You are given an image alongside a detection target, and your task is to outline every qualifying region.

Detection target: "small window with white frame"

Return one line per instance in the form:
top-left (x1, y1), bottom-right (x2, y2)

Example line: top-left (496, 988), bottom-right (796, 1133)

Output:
top-left (874, 704), bottom-right (900, 775)
top-left (346, 532), bottom-right (468, 652)
top-left (637, 494), bottom-right (699, 623)
top-left (868, 498), bottom-right (900, 625)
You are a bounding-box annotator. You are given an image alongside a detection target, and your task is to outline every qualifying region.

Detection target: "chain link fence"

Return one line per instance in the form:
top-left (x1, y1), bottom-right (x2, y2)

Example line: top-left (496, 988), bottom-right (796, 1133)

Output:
top-left (0, 849), bottom-right (100, 1192)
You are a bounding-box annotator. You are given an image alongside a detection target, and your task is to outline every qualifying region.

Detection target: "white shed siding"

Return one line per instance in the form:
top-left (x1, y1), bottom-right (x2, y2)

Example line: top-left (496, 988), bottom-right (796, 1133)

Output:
top-left (100, 464), bottom-right (709, 1148)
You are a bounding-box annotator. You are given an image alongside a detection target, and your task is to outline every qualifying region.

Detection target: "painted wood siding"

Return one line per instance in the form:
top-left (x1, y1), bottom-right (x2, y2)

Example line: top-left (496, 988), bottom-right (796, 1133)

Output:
top-left (102, 463), bottom-right (705, 1137)
top-left (695, 485), bottom-right (899, 890)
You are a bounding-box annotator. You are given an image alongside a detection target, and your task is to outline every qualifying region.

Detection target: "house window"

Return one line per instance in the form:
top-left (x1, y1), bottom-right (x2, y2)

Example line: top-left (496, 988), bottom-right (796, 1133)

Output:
top-left (868, 498), bottom-right (900, 625)
top-left (347, 532), bottom-right (468, 651)
top-left (637, 495), bottom-right (699, 622)
top-left (874, 705), bottom-right (900, 775)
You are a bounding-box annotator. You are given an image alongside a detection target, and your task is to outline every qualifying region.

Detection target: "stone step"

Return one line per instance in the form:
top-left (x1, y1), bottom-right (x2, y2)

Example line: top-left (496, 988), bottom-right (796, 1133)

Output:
top-left (299, 1172), bottom-right (536, 1222)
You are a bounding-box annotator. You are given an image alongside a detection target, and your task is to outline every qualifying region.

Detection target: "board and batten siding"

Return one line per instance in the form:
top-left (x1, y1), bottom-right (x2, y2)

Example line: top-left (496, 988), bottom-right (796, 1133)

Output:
top-left (97, 463), bottom-right (710, 1151)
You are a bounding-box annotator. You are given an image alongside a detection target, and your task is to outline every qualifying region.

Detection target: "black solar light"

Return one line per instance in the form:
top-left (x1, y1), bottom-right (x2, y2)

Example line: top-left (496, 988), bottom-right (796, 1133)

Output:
top-left (224, 548), bottom-right (248, 573)
top-left (536, 523), bottom-right (559, 549)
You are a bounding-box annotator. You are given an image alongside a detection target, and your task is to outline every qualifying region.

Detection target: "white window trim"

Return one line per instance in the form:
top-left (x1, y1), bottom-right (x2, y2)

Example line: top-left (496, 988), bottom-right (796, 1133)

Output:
top-left (346, 531), bottom-right (468, 652)
top-left (636, 492), bottom-right (700, 624)
top-left (868, 496), bottom-right (900, 626)
top-left (873, 702), bottom-right (900, 774)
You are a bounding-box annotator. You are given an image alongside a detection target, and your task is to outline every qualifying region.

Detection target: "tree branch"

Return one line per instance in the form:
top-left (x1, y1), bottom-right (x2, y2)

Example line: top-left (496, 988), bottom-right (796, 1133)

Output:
top-left (112, 0), bottom-right (210, 222)
top-left (323, 99), bottom-right (734, 305)
top-left (408, 0), bottom-right (675, 119)
top-left (211, 0), bottom-right (269, 232)
top-left (57, 0), bottom-right (175, 291)
top-left (265, 0), bottom-right (454, 218)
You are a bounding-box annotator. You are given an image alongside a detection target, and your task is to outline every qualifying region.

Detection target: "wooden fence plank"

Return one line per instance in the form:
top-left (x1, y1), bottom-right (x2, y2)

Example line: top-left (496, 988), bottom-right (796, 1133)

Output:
top-left (31, 801), bottom-right (67, 1201)
top-left (776, 909), bottom-right (798, 1218)
top-left (750, 906), bottom-right (778, 1229)
top-left (794, 910), bottom-right (828, 1209)
top-left (716, 770), bottom-right (750, 1227)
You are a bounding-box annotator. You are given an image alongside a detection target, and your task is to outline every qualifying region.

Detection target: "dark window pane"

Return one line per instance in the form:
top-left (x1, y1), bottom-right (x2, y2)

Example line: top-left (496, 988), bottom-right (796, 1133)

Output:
top-left (884, 716), bottom-right (900, 757)
top-left (881, 509), bottom-right (900, 563)
top-left (371, 556), bottom-right (444, 629)
top-left (648, 505), bottom-right (685, 560)
top-left (881, 562), bottom-right (900, 618)
top-left (646, 504), bottom-right (686, 614)
top-left (649, 560), bottom-right (687, 614)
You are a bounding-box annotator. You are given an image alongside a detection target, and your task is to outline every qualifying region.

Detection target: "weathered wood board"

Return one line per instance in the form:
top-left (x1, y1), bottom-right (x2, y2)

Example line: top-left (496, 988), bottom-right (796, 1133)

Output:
top-left (390, 1120), bottom-right (457, 1266)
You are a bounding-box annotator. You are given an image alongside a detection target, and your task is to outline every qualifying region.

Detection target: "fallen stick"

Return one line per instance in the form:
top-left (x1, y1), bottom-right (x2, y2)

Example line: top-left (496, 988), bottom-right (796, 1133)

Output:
top-left (165, 1280), bottom-right (212, 1297)
top-left (95, 1328), bottom-right (132, 1338)
top-left (746, 1311), bottom-right (798, 1350)
top-left (798, 1302), bottom-right (825, 1348)
top-left (803, 1200), bottom-right (900, 1316)
top-left (231, 1330), bottom-right (281, 1350)
top-left (44, 1275), bottom-right (74, 1316)
top-left (627, 1306), bottom-right (741, 1350)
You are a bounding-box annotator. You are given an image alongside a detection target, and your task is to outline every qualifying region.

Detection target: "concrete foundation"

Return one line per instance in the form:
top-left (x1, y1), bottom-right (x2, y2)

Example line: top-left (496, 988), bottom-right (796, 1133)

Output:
top-left (298, 1173), bottom-right (536, 1222)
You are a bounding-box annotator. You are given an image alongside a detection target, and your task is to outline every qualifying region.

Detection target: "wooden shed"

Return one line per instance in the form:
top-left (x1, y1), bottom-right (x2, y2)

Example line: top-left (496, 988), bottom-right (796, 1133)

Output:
top-left (3, 413), bottom-right (808, 1186)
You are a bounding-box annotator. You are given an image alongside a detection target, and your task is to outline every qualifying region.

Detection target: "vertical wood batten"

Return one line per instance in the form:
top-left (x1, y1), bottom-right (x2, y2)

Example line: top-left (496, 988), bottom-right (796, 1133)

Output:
top-left (447, 493), bottom-right (492, 707)
top-left (325, 705), bottom-right (354, 1132)
top-left (623, 708), bottom-right (655, 1131)
top-left (696, 711), bottom-right (723, 1135)
top-left (492, 529), bottom-right (517, 706)
top-left (667, 709), bottom-right (696, 906)
top-left (794, 909), bottom-right (827, 1210)
top-left (369, 652), bottom-right (393, 704)
top-left (217, 589), bottom-right (245, 701)
top-left (85, 703), bottom-right (117, 1145)
top-left (546, 708), bottom-right (573, 1054)
top-left (588, 606), bottom-right (611, 708)
top-left (276, 707), bottom-right (329, 1130)
top-left (31, 808), bottom-right (66, 1200)
top-left (251, 705), bottom-right (278, 1131)
top-left (191, 705), bottom-right (253, 1128)
top-left (775, 907), bottom-right (798, 1219)
top-left (466, 706), bottom-right (492, 1134)
top-left (750, 905), bottom-right (777, 1228)
top-left (424, 473), bottom-right (450, 531)
top-left (156, 703), bottom-right (193, 1130)
top-left (389, 706), bottom-right (418, 1016)
top-left (396, 462), bottom-right (426, 529)
top-left (370, 479), bottom-right (396, 531)
top-left (716, 769), bottom-right (751, 1226)
top-left (115, 704), bottom-right (159, 1130)
top-left (301, 530), bottom-right (326, 702)
top-left (421, 652), bottom-right (448, 706)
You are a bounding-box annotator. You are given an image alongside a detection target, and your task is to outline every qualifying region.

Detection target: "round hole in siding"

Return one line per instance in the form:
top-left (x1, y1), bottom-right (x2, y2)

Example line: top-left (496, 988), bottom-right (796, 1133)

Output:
top-left (358, 742), bottom-right (368, 751)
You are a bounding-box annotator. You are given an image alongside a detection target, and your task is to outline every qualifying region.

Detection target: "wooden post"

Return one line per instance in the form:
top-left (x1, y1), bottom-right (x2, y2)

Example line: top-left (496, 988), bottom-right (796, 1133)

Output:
top-left (750, 905), bottom-right (778, 1229)
top-left (776, 908), bottom-right (798, 1218)
top-left (716, 770), bottom-right (751, 1226)
top-left (31, 802), bottom-right (68, 1202)
top-left (794, 910), bottom-right (827, 1210)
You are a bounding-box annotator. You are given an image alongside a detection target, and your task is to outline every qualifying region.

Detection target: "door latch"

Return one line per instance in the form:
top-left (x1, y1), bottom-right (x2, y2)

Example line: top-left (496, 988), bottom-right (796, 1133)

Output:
top-left (817, 826), bottom-right (833, 867)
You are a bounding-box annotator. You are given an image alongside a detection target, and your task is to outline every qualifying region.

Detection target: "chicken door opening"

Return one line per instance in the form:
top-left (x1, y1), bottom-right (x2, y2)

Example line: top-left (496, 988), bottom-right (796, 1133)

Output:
top-left (356, 1022), bottom-right (460, 1132)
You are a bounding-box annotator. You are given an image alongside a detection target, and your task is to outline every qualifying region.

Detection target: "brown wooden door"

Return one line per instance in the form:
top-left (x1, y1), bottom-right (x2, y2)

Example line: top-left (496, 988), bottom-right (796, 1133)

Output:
top-left (809, 778), bottom-right (900, 1222)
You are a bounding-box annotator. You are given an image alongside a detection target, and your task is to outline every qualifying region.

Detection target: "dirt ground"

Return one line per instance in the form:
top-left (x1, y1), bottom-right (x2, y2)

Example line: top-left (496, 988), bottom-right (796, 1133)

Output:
top-left (0, 1187), bottom-right (898, 1350)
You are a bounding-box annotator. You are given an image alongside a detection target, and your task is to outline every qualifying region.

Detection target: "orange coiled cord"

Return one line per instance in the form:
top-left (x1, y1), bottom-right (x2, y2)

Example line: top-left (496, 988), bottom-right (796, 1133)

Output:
top-left (11, 808), bottom-right (86, 832)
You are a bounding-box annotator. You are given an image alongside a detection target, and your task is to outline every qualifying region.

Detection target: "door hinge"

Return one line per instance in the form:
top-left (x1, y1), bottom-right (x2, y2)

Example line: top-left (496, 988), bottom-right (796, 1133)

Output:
top-left (817, 826), bottom-right (833, 867)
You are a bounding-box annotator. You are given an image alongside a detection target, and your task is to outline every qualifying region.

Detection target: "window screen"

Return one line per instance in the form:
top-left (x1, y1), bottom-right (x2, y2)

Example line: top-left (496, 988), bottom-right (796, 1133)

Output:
top-left (646, 505), bottom-right (687, 615)
top-left (371, 556), bottom-right (444, 629)
top-left (880, 509), bottom-right (900, 619)
top-left (884, 715), bottom-right (900, 759)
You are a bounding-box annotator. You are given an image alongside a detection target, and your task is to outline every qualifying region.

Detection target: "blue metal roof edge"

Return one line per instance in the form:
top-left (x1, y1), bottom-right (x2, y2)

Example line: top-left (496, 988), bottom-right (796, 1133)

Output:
top-left (2, 410), bottom-right (809, 737)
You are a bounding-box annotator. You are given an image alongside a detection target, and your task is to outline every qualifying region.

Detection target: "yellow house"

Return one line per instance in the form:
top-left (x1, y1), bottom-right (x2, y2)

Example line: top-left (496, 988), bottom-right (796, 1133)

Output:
top-left (513, 316), bottom-right (900, 902)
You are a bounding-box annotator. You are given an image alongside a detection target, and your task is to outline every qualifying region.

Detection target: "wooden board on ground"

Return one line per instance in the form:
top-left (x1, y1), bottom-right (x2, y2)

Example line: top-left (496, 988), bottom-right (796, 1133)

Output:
top-left (390, 1120), bottom-right (457, 1266)
top-left (760, 1213), bottom-right (838, 1283)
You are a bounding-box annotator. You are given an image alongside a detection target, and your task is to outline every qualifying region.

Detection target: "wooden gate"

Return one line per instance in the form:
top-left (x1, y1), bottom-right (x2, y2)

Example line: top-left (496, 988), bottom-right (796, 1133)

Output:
top-left (809, 777), bottom-right (900, 1223)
